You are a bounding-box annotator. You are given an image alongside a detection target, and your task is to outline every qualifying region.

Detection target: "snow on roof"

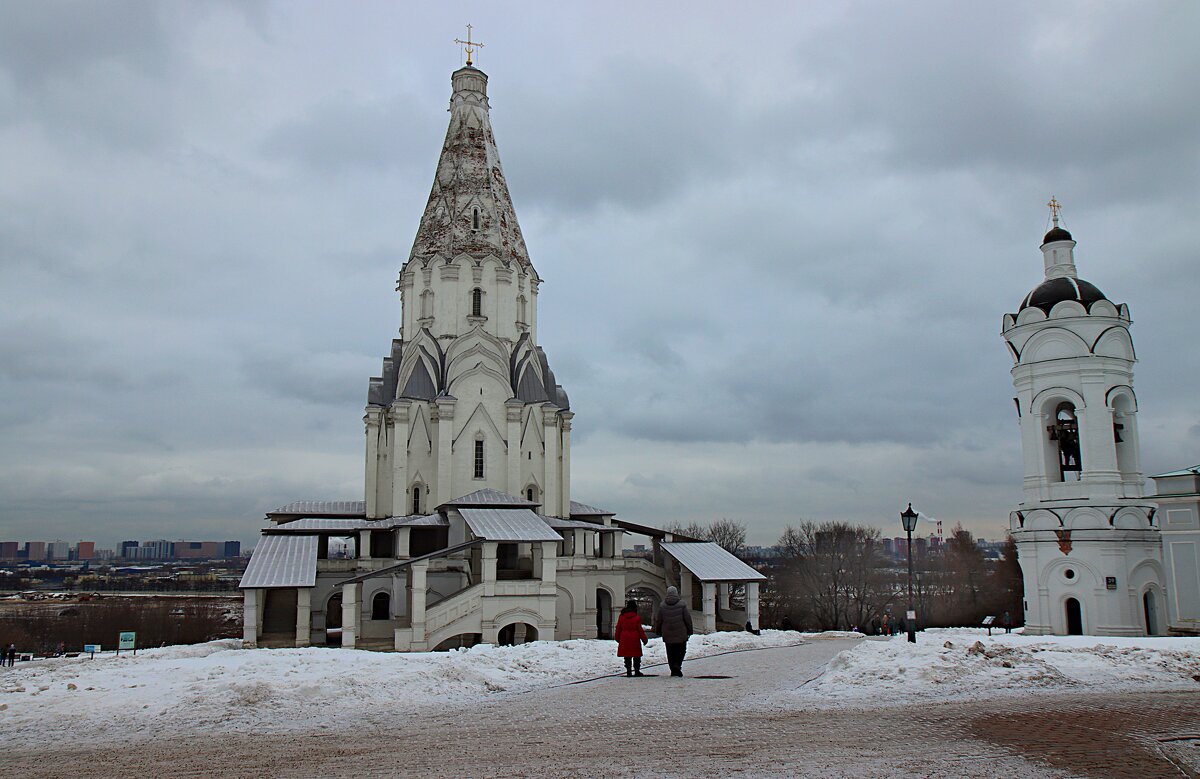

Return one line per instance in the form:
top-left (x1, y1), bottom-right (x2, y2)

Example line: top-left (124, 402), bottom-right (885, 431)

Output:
top-left (439, 488), bottom-right (538, 509)
top-left (459, 508), bottom-right (562, 542)
top-left (1150, 465), bottom-right (1200, 478)
top-left (239, 535), bottom-right (318, 589)
top-left (660, 542), bottom-right (766, 582)
top-left (569, 500), bottom-right (614, 517)
top-left (268, 500), bottom-right (366, 517)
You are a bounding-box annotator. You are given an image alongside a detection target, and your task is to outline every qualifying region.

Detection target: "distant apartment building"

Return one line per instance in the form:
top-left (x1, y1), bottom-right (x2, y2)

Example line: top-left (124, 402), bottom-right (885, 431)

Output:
top-left (75, 541), bottom-right (96, 560)
top-left (25, 541), bottom-right (46, 561)
top-left (0, 541), bottom-right (19, 561)
top-left (223, 540), bottom-right (241, 558)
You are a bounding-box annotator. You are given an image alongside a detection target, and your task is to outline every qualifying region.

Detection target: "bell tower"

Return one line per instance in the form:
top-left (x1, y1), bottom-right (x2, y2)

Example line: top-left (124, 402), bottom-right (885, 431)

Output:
top-left (1001, 202), bottom-right (1163, 636)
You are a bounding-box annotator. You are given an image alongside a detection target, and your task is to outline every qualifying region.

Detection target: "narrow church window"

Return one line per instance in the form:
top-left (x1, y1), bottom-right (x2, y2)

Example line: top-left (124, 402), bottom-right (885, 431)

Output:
top-left (474, 440), bottom-right (485, 478)
top-left (471, 288), bottom-right (482, 317)
top-left (372, 592), bottom-right (390, 620)
top-left (518, 295), bottom-right (527, 323)
top-left (412, 486), bottom-right (422, 515)
top-left (526, 487), bottom-right (536, 503)
top-left (472, 207), bottom-right (480, 230)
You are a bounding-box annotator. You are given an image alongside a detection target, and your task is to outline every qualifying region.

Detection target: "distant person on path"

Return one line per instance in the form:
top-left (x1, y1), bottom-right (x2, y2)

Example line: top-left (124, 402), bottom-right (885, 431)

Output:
top-left (6, 643), bottom-right (15, 666)
top-left (653, 586), bottom-right (693, 677)
top-left (614, 600), bottom-right (648, 677)
top-left (780, 614), bottom-right (793, 632)
top-left (1002, 611), bottom-right (1013, 634)
top-left (881, 614), bottom-right (891, 636)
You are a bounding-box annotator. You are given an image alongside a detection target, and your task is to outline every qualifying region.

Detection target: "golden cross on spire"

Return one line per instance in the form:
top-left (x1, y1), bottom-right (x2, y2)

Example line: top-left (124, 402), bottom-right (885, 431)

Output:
top-left (454, 24), bottom-right (484, 66)
top-left (1047, 195), bottom-right (1062, 227)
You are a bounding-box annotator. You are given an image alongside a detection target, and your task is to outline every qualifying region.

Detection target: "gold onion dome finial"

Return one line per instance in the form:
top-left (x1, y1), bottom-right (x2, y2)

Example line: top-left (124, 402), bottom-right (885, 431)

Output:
top-left (1042, 195), bottom-right (1072, 245)
top-left (1048, 195), bottom-right (1062, 227)
top-left (454, 24), bottom-right (484, 66)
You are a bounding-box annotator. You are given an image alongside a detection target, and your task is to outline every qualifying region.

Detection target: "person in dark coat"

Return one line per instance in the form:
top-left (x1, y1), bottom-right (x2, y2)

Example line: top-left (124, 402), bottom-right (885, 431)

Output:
top-left (615, 600), bottom-right (648, 676)
top-left (653, 585), bottom-right (693, 677)
top-left (1002, 610), bottom-right (1013, 634)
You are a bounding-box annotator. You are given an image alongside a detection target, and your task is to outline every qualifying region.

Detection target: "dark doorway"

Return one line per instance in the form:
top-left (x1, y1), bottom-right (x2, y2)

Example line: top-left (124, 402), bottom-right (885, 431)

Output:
top-left (497, 623), bottom-right (538, 646)
top-left (1144, 591), bottom-right (1158, 635)
top-left (1065, 597), bottom-right (1083, 635)
top-left (262, 589), bottom-right (298, 636)
top-left (372, 592), bottom-right (390, 621)
top-left (596, 588), bottom-right (613, 639)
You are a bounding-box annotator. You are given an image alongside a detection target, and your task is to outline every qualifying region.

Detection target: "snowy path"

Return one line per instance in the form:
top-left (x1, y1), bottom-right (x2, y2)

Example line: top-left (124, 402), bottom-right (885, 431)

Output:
top-left (6, 635), bottom-right (1200, 777)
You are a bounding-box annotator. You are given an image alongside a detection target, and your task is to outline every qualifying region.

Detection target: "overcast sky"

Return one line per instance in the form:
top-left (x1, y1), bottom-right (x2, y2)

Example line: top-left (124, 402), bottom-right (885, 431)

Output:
top-left (1, 1), bottom-right (1197, 550)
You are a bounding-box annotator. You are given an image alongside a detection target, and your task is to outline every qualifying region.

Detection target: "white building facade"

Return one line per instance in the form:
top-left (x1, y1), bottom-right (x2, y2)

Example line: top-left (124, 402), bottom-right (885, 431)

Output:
top-left (1003, 214), bottom-right (1166, 635)
top-left (240, 64), bottom-right (764, 651)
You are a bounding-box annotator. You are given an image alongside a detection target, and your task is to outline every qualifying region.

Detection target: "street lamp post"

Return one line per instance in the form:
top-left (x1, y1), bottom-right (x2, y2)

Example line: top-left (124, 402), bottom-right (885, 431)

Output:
top-left (901, 503), bottom-right (919, 644)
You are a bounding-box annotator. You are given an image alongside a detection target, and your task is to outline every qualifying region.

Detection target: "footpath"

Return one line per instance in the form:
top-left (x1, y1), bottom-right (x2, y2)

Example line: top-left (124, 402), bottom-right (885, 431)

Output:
top-left (5, 638), bottom-right (1199, 778)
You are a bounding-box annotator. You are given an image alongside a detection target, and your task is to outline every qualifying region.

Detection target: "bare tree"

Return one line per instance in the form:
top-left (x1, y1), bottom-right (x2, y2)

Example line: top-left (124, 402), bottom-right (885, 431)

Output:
top-left (774, 521), bottom-right (891, 631)
top-left (706, 519), bottom-right (747, 555)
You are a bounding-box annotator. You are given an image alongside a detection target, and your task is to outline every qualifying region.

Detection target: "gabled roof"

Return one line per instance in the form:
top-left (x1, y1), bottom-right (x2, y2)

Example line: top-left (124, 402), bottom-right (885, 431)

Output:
top-left (661, 542), bottom-right (766, 583)
top-left (1151, 465), bottom-right (1200, 479)
top-left (240, 535), bottom-right (318, 589)
top-left (542, 515), bottom-right (619, 532)
top-left (268, 518), bottom-right (370, 532)
top-left (437, 488), bottom-right (538, 510)
top-left (570, 500), bottom-right (615, 517)
top-left (459, 508), bottom-right (562, 542)
top-left (267, 500), bottom-right (366, 520)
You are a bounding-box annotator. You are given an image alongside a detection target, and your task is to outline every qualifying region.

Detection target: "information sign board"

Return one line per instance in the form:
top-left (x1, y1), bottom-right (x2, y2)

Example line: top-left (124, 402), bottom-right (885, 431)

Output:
top-left (118, 631), bottom-right (136, 651)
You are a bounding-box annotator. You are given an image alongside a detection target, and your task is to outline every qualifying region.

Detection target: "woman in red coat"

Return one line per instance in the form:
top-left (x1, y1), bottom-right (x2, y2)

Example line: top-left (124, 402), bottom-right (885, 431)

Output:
top-left (614, 600), bottom-right (648, 677)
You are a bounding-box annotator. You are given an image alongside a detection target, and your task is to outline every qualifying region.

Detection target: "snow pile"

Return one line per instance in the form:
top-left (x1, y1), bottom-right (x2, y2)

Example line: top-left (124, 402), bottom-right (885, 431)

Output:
top-left (798, 628), bottom-right (1200, 706)
top-left (0, 630), bottom-right (803, 746)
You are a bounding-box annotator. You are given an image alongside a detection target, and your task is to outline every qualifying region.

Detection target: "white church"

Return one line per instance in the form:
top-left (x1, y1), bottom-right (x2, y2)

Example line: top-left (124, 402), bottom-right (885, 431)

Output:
top-left (1003, 203), bottom-right (1200, 636)
top-left (239, 61), bottom-right (764, 650)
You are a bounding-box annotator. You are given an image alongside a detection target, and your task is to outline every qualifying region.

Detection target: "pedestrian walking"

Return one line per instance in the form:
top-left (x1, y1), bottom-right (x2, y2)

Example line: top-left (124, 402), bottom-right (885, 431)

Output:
top-left (652, 585), bottom-right (693, 677)
top-left (780, 614), bottom-right (793, 632)
top-left (5, 643), bottom-right (16, 667)
top-left (614, 600), bottom-right (648, 677)
top-left (1002, 610), bottom-right (1013, 634)
top-left (881, 613), bottom-right (891, 636)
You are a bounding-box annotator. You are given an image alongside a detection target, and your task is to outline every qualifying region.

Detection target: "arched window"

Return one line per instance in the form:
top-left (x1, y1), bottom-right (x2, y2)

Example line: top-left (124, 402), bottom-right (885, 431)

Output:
top-left (420, 289), bottom-right (433, 318)
top-left (372, 592), bottom-right (390, 621)
top-left (526, 485), bottom-right (538, 504)
top-left (412, 485), bottom-right (422, 515)
top-left (472, 207), bottom-right (480, 230)
top-left (471, 288), bottom-right (483, 317)
top-left (474, 439), bottom-right (485, 479)
top-left (517, 295), bottom-right (527, 323)
top-left (1047, 402), bottom-right (1081, 481)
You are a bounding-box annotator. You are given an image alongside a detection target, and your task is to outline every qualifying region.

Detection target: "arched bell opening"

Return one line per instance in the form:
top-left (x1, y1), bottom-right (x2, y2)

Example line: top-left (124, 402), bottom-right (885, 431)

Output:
top-left (1046, 402), bottom-right (1082, 482)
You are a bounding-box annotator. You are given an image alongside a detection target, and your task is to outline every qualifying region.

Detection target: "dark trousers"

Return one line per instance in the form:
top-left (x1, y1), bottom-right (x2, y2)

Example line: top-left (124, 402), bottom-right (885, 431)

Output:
top-left (665, 642), bottom-right (687, 675)
top-left (623, 656), bottom-right (641, 673)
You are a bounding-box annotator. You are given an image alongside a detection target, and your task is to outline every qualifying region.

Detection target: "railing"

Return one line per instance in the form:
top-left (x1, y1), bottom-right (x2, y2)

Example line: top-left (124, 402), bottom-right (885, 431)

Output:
top-left (425, 584), bottom-right (483, 635)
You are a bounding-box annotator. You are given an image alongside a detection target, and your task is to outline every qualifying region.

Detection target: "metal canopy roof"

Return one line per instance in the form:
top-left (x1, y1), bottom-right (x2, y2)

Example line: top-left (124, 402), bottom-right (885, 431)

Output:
top-left (240, 534), bottom-right (318, 589)
top-left (268, 500), bottom-right (366, 517)
top-left (459, 508), bottom-right (563, 542)
top-left (542, 515), bottom-right (618, 532)
top-left (1151, 465), bottom-right (1200, 478)
top-left (438, 488), bottom-right (538, 510)
top-left (569, 500), bottom-right (615, 517)
top-left (268, 518), bottom-right (370, 532)
top-left (661, 542), bottom-right (766, 582)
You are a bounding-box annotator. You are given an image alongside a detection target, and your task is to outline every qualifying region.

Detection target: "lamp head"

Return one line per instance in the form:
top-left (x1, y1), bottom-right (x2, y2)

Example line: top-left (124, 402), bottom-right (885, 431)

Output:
top-left (901, 503), bottom-right (919, 532)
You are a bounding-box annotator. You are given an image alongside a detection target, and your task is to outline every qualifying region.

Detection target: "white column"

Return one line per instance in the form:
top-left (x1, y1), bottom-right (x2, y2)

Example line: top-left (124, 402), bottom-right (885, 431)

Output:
top-left (358, 529), bottom-right (372, 562)
top-left (482, 542), bottom-right (498, 597)
top-left (540, 540), bottom-right (557, 589)
top-left (296, 588), bottom-right (311, 647)
top-left (560, 412), bottom-right (573, 515)
top-left (434, 398), bottom-right (456, 506)
top-left (410, 561), bottom-right (429, 649)
top-left (391, 402), bottom-right (409, 516)
top-left (701, 582), bottom-right (717, 634)
top-left (243, 589), bottom-right (259, 647)
top-left (364, 409), bottom-right (382, 518)
top-left (719, 583), bottom-right (731, 610)
top-left (396, 527), bottom-right (411, 558)
top-left (543, 409), bottom-right (559, 517)
top-left (506, 400), bottom-right (522, 495)
top-left (680, 570), bottom-right (693, 608)
top-left (573, 529), bottom-right (586, 559)
top-left (341, 583), bottom-right (360, 648)
top-left (746, 582), bottom-right (760, 631)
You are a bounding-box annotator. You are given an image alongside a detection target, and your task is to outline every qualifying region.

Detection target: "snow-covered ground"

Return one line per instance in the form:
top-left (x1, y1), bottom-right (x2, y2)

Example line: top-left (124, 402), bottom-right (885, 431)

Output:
top-left (797, 628), bottom-right (1200, 707)
top-left (0, 630), bottom-right (805, 747)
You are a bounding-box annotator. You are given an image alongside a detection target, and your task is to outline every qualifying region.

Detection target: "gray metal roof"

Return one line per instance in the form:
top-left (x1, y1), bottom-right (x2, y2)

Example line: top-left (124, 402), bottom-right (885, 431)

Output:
top-left (570, 500), bottom-right (615, 516)
top-left (459, 508), bottom-right (563, 542)
top-left (268, 500), bottom-right (366, 517)
top-left (439, 488), bottom-right (538, 509)
top-left (660, 542), bottom-right (766, 582)
top-left (240, 535), bottom-right (318, 589)
top-left (269, 518), bottom-right (370, 532)
top-left (393, 513), bottom-right (449, 527)
top-left (542, 515), bottom-right (618, 532)
top-left (1151, 465), bottom-right (1200, 478)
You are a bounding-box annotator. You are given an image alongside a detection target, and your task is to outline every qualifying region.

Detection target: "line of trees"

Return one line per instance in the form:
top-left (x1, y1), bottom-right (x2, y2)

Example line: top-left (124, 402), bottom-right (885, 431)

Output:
top-left (764, 521), bottom-right (1022, 632)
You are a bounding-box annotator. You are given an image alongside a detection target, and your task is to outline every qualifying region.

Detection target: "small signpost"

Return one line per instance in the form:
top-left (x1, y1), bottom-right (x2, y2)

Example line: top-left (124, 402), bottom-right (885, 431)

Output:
top-left (83, 644), bottom-right (101, 658)
top-left (982, 615), bottom-right (996, 636)
top-left (117, 631), bottom-right (137, 656)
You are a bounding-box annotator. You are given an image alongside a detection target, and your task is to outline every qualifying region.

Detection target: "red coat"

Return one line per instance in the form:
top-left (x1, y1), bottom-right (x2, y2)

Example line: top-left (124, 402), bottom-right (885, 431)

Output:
top-left (614, 611), bottom-right (647, 657)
